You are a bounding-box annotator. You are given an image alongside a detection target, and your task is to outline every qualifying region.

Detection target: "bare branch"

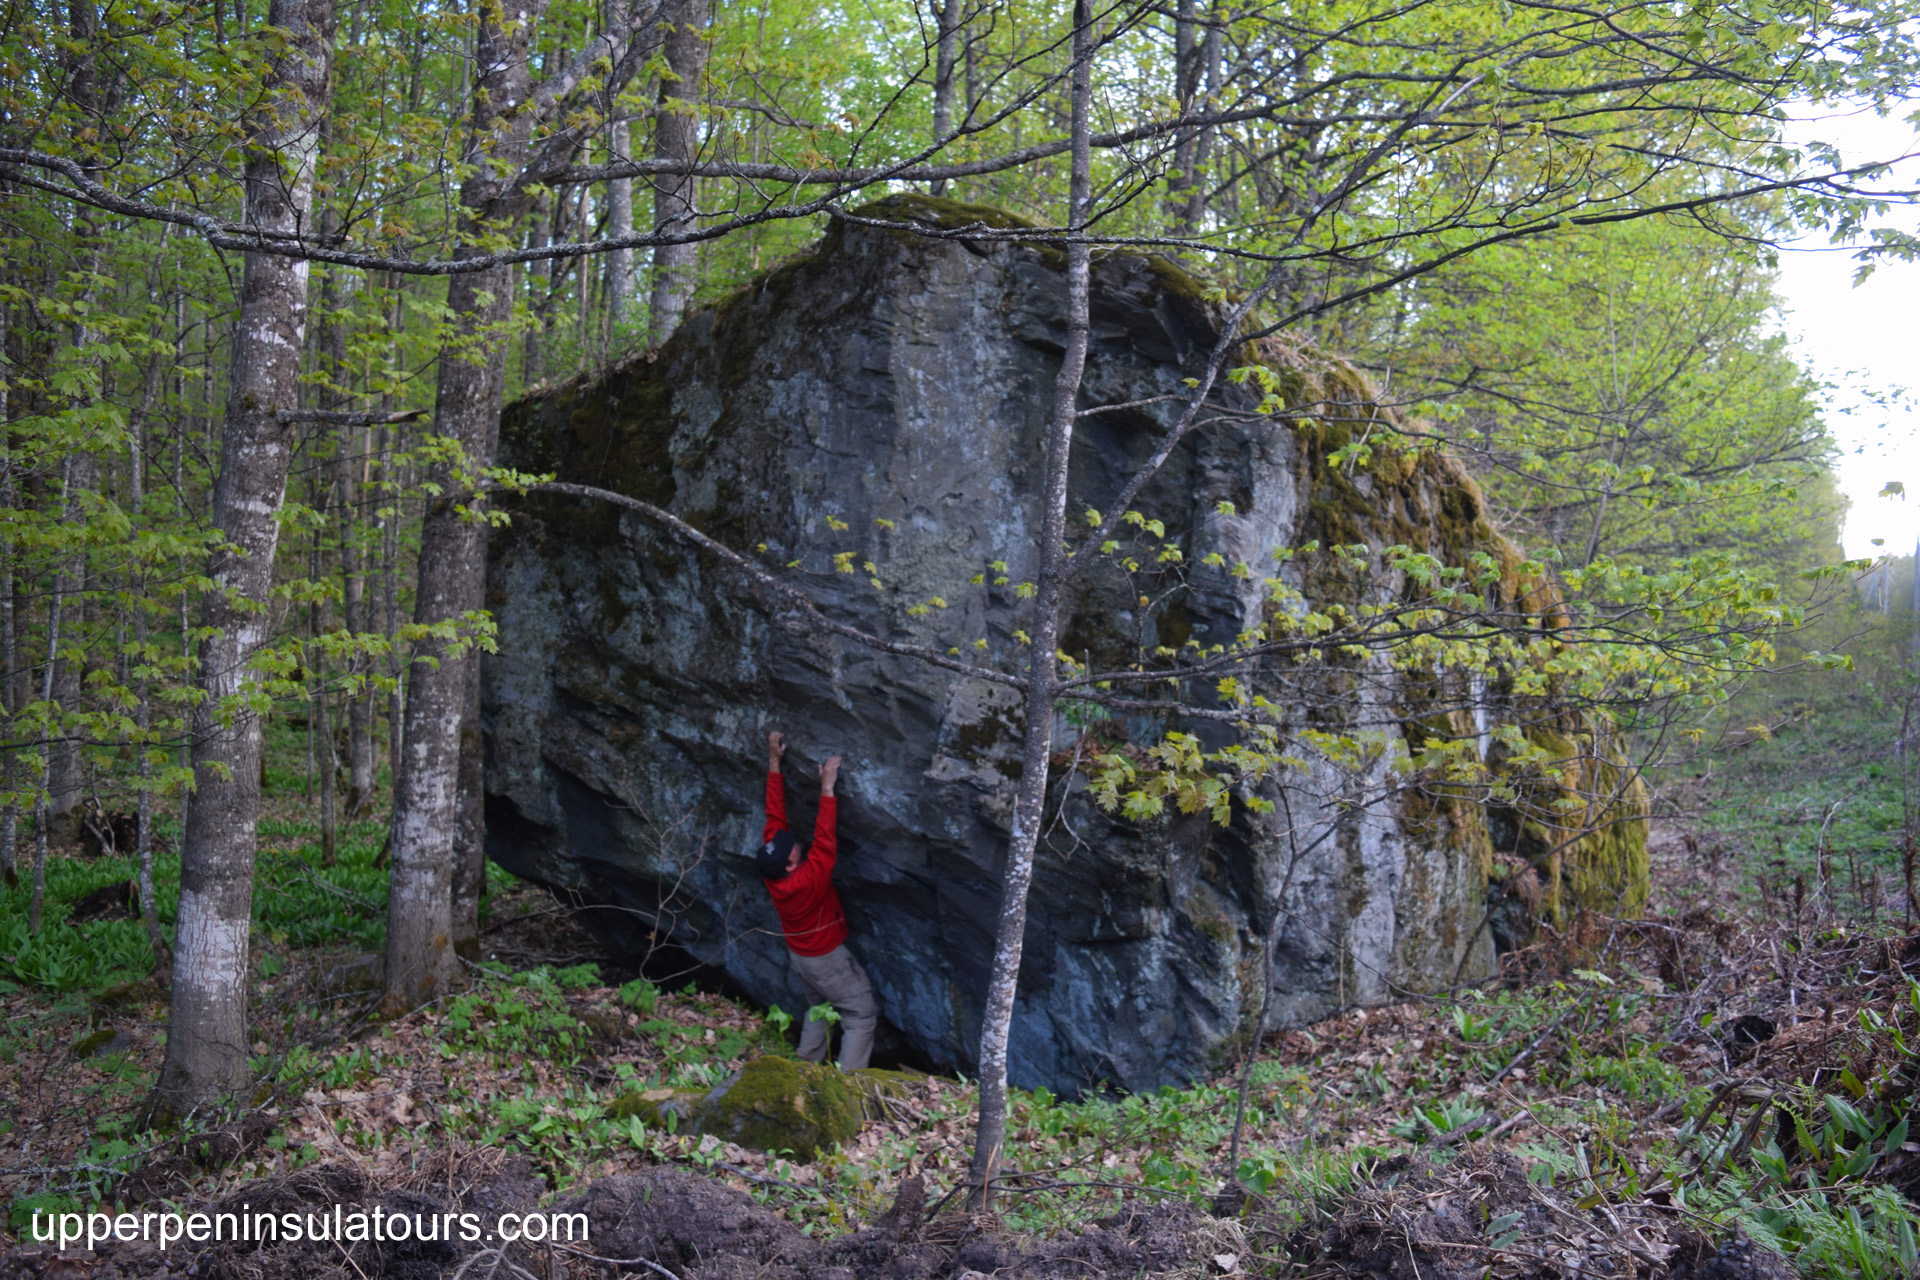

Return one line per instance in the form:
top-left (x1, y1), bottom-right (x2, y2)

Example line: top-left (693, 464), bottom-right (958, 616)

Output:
top-left (276, 408), bottom-right (427, 425)
top-left (516, 481), bottom-right (1029, 691)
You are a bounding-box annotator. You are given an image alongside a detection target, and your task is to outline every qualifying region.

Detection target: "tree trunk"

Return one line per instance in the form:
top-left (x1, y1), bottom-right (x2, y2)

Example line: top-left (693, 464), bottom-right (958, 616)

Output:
top-left (383, 306), bottom-right (506, 1009)
top-left (1168, 0), bottom-right (1220, 235)
top-left (47, 0), bottom-right (106, 849)
top-left (340, 438), bottom-right (374, 818)
top-left (127, 322), bottom-right (169, 968)
top-left (1166, 0), bottom-right (1199, 226)
top-left (150, 0), bottom-right (333, 1121)
top-left (1909, 527), bottom-right (1919, 669)
top-left (966, 0), bottom-right (1093, 1212)
top-left (45, 467), bottom-right (92, 850)
top-left (28, 468), bottom-right (70, 933)
top-left (388, 1), bottom-right (670, 987)
top-left (380, 398), bottom-right (404, 790)
top-left (176, 319), bottom-right (194, 843)
top-left (605, 0), bottom-right (635, 326)
top-left (383, 0), bottom-right (539, 1013)
top-left (312, 531), bottom-right (337, 866)
top-left (450, 634), bottom-right (486, 959)
top-left (0, 299), bottom-right (14, 891)
top-left (523, 194), bottom-right (552, 385)
top-left (320, 261), bottom-right (375, 819)
top-left (1186, 17), bottom-right (1222, 232)
top-left (646, 0), bottom-right (709, 346)
top-left (929, 0), bottom-right (963, 196)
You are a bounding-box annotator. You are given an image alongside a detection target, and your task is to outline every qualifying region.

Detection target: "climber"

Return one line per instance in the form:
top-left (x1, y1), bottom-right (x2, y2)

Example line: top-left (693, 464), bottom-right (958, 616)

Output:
top-left (756, 730), bottom-right (878, 1070)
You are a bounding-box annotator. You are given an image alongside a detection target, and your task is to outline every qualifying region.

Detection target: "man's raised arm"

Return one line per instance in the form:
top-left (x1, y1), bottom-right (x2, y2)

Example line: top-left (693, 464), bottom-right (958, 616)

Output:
top-left (810, 755), bottom-right (841, 872)
top-left (764, 731), bottom-right (789, 842)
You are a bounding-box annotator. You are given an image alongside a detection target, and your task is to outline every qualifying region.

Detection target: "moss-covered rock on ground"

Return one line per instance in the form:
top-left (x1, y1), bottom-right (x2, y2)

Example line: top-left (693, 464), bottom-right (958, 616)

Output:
top-left (694, 1056), bottom-right (861, 1159)
top-left (608, 1057), bottom-right (926, 1161)
top-left (608, 1085), bottom-right (707, 1131)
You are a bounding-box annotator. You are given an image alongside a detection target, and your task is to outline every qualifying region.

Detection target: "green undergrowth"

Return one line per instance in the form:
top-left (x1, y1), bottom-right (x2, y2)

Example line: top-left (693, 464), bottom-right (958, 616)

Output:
top-left (14, 908), bottom-right (1920, 1275)
top-left (849, 962), bottom-right (1920, 1274)
top-left (0, 842), bottom-right (179, 992)
top-left (1675, 602), bottom-right (1919, 908)
top-left (11, 714), bottom-right (1920, 1274)
top-left (0, 719), bottom-right (419, 994)
top-left (0, 816), bottom-right (396, 993)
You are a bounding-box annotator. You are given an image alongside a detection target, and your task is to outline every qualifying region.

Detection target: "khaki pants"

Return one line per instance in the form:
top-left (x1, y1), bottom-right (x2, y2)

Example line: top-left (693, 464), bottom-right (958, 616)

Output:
top-left (789, 944), bottom-right (877, 1070)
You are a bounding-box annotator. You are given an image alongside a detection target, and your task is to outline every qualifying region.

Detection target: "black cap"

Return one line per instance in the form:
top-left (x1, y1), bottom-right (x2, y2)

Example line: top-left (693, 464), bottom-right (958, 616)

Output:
top-left (757, 830), bottom-right (797, 880)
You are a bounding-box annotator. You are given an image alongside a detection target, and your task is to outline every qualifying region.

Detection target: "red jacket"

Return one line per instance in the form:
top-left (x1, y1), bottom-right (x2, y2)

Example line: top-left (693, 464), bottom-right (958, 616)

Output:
top-left (762, 770), bottom-right (848, 956)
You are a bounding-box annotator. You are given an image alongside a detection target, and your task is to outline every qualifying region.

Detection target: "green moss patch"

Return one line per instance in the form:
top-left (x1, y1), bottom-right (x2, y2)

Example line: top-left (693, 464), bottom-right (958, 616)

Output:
top-left (848, 191), bottom-right (1040, 234)
top-left (1508, 721), bottom-right (1651, 923)
top-left (608, 1057), bottom-right (925, 1161)
top-left (697, 1055), bottom-right (860, 1159)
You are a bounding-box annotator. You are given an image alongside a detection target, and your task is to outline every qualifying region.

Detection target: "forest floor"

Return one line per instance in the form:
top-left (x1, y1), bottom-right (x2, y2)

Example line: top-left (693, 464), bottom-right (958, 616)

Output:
top-left (4, 748), bottom-right (1920, 1276)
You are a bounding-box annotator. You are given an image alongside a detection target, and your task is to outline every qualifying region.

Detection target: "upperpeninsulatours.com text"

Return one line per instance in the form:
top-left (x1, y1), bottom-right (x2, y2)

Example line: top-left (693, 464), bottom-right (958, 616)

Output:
top-left (29, 1205), bottom-right (589, 1252)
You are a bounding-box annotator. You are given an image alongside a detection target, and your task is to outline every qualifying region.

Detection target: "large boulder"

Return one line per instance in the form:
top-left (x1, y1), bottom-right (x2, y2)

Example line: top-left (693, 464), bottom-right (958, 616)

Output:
top-left (482, 193), bottom-right (1647, 1095)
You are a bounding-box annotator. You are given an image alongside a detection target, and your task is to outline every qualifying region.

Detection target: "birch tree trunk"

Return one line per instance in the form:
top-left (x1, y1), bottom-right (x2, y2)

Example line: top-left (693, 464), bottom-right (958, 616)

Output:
top-left (1188, 18), bottom-right (1222, 231)
top-left (47, 0), bottom-right (107, 848)
top-left (1166, 0), bottom-right (1199, 225)
top-left (28, 463), bottom-right (70, 933)
top-left (386, 0), bottom-right (670, 1006)
top-left (322, 260), bottom-right (375, 818)
top-left (1167, 0), bottom-right (1219, 234)
top-left (382, 0), bottom-right (539, 1013)
top-left (929, 0), bottom-right (963, 197)
top-left (605, 0), bottom-right (635, 324)
top-left (46, 594), bottom-right (83, 842)
top-left (380, 402), bottom-right (404, 790)
top-left (311, 530), bottom-right (337, 865)
top-left (523, 196), bottom-right (552, 385)
top-left (150, 0), bottom-right (333, 1119)
top-left (645, 0), bottom-right (709, 345)
top-left (449, 637), bottom-right (486, 959)
top-left (339, 437), bottom-right (374, 816)
top-left (127, 321), bottom-right (169, 966)
top-left (965, 0), bottom-right (1093, 1211)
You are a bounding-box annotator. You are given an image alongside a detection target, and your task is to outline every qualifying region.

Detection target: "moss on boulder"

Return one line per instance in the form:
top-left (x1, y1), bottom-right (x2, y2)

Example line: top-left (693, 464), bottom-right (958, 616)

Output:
top-left (608, 1086), bottom-right (705, 1131)
top-left (694, 1056), bottom-right (861, 1159)
top-left (607, 1058), bottom-right (924, 1161)
top-left (1511, 722), bottom-right (1651, 922)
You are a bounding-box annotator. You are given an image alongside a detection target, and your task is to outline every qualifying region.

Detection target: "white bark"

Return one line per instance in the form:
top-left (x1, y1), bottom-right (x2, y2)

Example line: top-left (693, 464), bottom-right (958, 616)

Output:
top-left (966, 0), bottom-right (1094, 1210)
top-left (646, 0), bottom-right (709, 344)
top-left (929, 0), bottom-right (964, 197)
top-left (383, 0), bottom-right (541, 1010)
top-left (151, 0), bottom-right (332, 1120)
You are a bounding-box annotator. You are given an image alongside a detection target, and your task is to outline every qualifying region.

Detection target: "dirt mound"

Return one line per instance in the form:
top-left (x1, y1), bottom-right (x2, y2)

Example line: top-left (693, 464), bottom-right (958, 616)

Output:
top-left (553, 1170), bottom-right (1224, 1280)
top-left (551, 1168), bottom-right (815, 1278)
top-left (0, 1158), bottom-right (540, 1280)
top-left (0, 1163), bottom-right (1233, 1280)
top-left (1665, 1228), bottom-right (1798, 1280)
top-left (115, 1113), bottom-right (277, 1206)
top-left (0, 1147), bottom-right (1810, 1280)
top-left (953, 1200), bottom-right (1229, 1280)
top-left (1288, 1152), bottom-right (1792, 1280)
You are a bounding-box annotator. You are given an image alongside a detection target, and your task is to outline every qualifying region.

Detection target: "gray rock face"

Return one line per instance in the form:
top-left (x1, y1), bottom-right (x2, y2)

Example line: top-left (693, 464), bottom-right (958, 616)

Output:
top-left (482, 195), bottom-right (1538, 1094)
